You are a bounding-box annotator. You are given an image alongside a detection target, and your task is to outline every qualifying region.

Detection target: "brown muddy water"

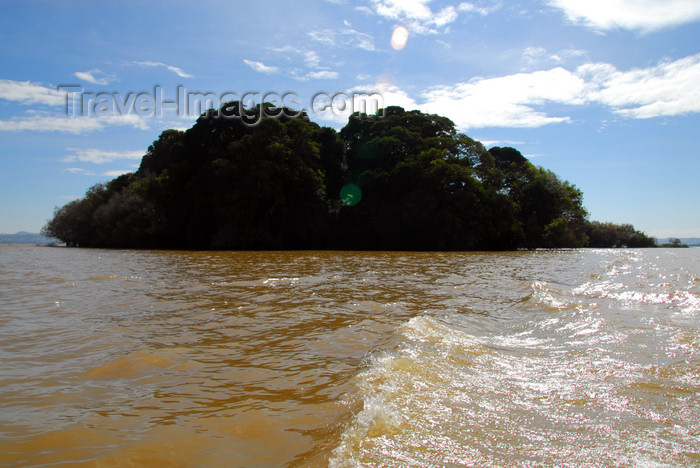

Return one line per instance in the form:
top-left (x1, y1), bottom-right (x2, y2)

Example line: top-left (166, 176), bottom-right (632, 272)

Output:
top-left (1, 245), bottom-right (698, 466)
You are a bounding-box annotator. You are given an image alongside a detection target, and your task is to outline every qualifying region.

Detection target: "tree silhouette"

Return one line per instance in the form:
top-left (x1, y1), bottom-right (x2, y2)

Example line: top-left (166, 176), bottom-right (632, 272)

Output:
top-left (43, 103), bottom-right (653, 250)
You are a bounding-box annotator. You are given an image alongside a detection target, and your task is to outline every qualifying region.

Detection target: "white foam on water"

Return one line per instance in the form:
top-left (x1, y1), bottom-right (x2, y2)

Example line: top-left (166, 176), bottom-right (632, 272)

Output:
top-left (330, 250), bottom-right (700, 466)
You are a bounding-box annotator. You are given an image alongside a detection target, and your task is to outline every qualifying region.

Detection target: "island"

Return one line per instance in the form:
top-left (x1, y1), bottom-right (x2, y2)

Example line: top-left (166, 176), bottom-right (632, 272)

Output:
top-left (42, 103), bottom-right (656, 250)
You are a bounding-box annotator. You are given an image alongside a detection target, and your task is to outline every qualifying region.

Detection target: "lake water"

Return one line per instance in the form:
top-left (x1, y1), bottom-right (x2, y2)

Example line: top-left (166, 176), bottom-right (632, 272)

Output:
top-left (1, 245), bottom-right (698, 466)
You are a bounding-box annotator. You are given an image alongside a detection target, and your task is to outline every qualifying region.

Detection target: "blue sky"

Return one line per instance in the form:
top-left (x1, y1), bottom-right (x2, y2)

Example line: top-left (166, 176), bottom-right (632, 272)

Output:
top-left (1, 0), bottom-right (699, 238)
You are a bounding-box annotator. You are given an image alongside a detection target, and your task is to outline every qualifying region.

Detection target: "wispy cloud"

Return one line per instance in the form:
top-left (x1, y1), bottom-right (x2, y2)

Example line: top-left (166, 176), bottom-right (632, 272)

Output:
top-left (131, 61), bottom-right (193, 78)
top-left (366, 0), bottom-right (458, 34)
top-left (521, 46), bottom-right (588, 69)
top-left (549, 0), bottom-right (700, 33)
top-left (308, 28), bottom-right (376, 51)
top-left (64, 167), bottom-right (95, 175)
top-left (268, 46), bottom-right (321, 69)
top-left (73, 69), bottom-right (116, 85)
top-left (307, 70), bottom-right (340, 79)
top-left (266, 47), bottom-right (341, 81)
top-left (0, 113), bottom-right (148, 134)
top-left (0, 115), bottom-right (103, 133)
top-left (243, 59), bottom-right (280, 75)
top-left (0, 80), bottom-right (66, 106)
top-left (476, 139), bottom-right (526, 149)
top-left (457, 2), bottom-right (497, 16)
top-left (304, 50), bottom-right (322, 68)
top-left (63, 167), bottom-right (134, 177)
top-left (102, 169), bottom-right (134, 177)
top-left (363, 0), bottom-right (499, 34)
top-left (62, 148), bottom-right (143, 164)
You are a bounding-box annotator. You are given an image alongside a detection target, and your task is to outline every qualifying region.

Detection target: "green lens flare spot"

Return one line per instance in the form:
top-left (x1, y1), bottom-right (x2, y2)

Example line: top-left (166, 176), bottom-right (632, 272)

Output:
top-left (340, 183), bottom-right (362, 207)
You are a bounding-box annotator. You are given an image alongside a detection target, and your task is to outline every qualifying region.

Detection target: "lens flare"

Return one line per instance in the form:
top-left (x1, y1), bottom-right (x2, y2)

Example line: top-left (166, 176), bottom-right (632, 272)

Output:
top-left (340, 183), bottom-right (362, 206)
top-left (390, 26), bottom-right (409, 50)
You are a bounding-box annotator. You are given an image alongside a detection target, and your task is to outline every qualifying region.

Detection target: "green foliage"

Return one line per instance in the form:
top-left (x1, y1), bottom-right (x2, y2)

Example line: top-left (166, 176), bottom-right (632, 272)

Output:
top-left (42, 103), bottom-right (649, 251)
top-left (488, 147), bottom-right (588, 248)
top-left (586, 221), bottom-right (656, 247)
top-left (660, 237), bottom-right (688, 248)
top-left (337, 109), bottom-right (516, 250)
top-left (543, 217), bottom-right (582, 248)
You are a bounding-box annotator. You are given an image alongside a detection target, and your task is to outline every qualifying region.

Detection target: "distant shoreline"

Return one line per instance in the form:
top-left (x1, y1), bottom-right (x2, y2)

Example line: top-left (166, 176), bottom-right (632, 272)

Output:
top-left (0, 232), bottom-right (59, 245)
top-left (2, 234), bottom-right (698, 250)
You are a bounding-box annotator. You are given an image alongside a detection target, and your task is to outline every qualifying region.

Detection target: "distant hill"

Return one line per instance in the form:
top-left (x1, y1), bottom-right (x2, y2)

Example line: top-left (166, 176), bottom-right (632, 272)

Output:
top-left (679, 238), bottom-right (700, 246)
top-left (0, 232), bottom-right (59, 244)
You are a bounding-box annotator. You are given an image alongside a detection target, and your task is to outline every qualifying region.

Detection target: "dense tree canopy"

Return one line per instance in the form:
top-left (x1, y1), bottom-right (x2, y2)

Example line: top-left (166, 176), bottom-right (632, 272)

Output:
top-left (43, 103), bottom-right (655, 250)
top-left (586, 221), bottom-right (656, 248)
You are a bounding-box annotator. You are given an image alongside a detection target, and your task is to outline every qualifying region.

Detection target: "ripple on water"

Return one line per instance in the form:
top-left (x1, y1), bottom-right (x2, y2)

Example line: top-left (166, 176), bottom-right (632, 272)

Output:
top-left (1, 246), bottom-right (699, 466)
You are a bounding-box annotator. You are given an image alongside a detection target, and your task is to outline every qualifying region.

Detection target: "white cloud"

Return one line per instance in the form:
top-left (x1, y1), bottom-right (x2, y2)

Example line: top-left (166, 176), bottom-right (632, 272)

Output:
top-left (435, 39), bottom-right (452, 49)
top-left (369, 0), bottom-right (459, 33)
top-left (366, 0), bottom-right (498, 34)
top-left (265, 47), bottom-right (341, 81)
top-left (0, 115), bottom-right (103, 133)
top-left (581, 54), bottom-right (700, 118)
top-left (307, 83), bottom-right (415, 127)
top-left (458, 2), bottom-right (495, 16)
top-left (269, 45), bottom-right (300, 54)
top-left (243, 59), bottom-right (280, 75)
top-left (62, 148), bottom-right (143, 164)
top-left (64, 167), bottom-right (94, 174)
top-left (419, 67), bottom-right (586, 129)
top-left (521, 46), bottom-right (588, 69)
top-left (366, 82), bottom-right (420, 110)
top-left (65, 167), bottom-right (134, 178)
top-left (431, 5), bottom-right (459, 27)
top-left (372, 0), bottom-right (431, 22)
top-left (270, 47), bottom-right (328, 68)
top-left (304, 50), bottom-right (322, 68)
top-left (355, 5), bottom-right (375, 16)
top-left (522, 47), bottom-right (549, 66)
top-left (361, 53), bottom-right (700, 130)
top-left (0, 80), bottom-right (66, 106)
top-left (102, 170), bottom-right (134, 177)
top-left (308, 29), bottom-right (376, 51)
top-left (476, 138), bottom-right (526, 148)
top-left (308, 70), bottom-right (340, 79)
top-left (549, 0), bottom-right (700, 33)
top-left (74, 69), bottom-right (115, 85)
top-left (0, 113), bottom-right (148, 134)
top-left (308, 29), bottom-right (336, 45)
top-left (131, 61), bottom-right (193, 78)
top-left (550, 48), bottom-right (587, 65)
